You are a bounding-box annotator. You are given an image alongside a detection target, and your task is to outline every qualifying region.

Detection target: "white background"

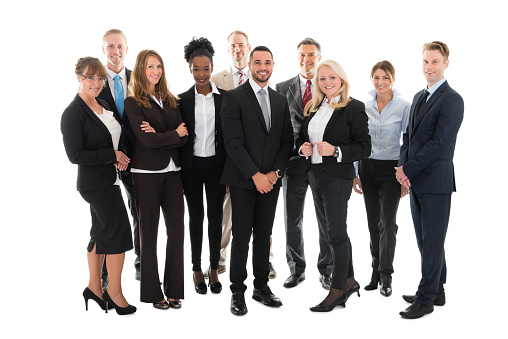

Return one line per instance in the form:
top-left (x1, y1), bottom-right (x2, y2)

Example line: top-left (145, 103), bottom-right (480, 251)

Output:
top-left (1, 0), bottom-right (506, 338)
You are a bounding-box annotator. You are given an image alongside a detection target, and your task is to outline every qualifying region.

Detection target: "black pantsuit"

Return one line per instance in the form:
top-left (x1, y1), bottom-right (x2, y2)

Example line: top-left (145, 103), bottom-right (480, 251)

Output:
top-left (358, 159), bottom-right (400, 283)
top-left (133, 171), bottom-right (185, 302)
top-left (181, 156), bottom-right (225, 271)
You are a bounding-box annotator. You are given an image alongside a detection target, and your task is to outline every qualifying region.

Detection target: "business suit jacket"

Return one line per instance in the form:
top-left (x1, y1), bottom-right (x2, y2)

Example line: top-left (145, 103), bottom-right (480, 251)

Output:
top-left (178, 85), bottom-right (227, 168)
top-left (124, 97), bottom-right (187, 170)
top-left (296, 98), bottom-right (371, 178)
top-left (61, 94), bottom-right (121, 192)
top-left (211, 67), bottom-right (237, 91)
top-left (398, 81), bottom-right (464, 194)
top-left (220, 80), bottom-right (293, 190)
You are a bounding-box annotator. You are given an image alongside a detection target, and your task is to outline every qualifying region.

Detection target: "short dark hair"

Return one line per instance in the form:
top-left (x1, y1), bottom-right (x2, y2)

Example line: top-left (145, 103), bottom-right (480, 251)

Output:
top-left (297, 38), bottom-right (321, 54)
top-left (249, 46), bottom-right (273, 61)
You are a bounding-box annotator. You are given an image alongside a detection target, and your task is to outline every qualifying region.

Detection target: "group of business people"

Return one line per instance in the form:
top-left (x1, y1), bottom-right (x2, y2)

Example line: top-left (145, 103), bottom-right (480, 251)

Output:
top-left (61, 28), bottom-right (463, 319)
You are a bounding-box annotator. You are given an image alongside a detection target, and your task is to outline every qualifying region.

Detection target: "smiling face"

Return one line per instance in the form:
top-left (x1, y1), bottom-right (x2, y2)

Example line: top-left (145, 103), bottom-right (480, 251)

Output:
top-left (298, 44), bottom-right (321, 79)
top-left (318, 65), bottom-right (342, 101)
top-left (191, 55), bottom-right (213, 90)
top-left (103, 33), bottom-right (128, 71)
top-left (145, 55), bottom-right (163, 92)
top-left (422, 49), bottom-right (449, 87)
top-left (248, 50), bottom-right (273, 86)
top-left (78, 67), bottom-right (104, 99)
top-left (228, 33), bottom-right (251, 68)
top-left (371, 68), bottom-right (393, 96)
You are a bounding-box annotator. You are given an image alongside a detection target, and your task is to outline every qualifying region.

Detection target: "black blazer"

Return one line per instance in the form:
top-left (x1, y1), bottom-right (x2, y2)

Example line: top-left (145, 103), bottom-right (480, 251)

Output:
top-left (220, 80), bottom-right (293, 190)
top-left (124, 96), bottom-right (187, 171)
top-left (61, 94), bottom-right (121, 192)
top-left (399, 81), bottom-right (463, 194)
top-left (178, 85), bottom-right (226, 168)
top-left (296, 98), bottom-right (371, 179)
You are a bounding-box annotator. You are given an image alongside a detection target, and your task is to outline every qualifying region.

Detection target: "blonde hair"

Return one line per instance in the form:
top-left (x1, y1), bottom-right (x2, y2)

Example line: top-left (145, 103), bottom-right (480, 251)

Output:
top-left (304, 60), bottom-right (350, 116)
top-left (127, 50), bottom-right (177, 109)
top-left (103, 29), bottom-right (127, 45)
top-left (423, 41), bottom-right (449, 61)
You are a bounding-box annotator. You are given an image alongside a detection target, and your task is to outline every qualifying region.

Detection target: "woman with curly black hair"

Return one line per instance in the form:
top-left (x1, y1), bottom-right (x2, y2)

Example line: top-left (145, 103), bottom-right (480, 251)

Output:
top-left (179, 37), bottom-right (226, 295)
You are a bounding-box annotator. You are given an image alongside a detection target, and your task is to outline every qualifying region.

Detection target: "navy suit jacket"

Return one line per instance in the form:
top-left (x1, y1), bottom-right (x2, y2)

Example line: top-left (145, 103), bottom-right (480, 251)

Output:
top-left (398, 80), bottom-right (464, 194)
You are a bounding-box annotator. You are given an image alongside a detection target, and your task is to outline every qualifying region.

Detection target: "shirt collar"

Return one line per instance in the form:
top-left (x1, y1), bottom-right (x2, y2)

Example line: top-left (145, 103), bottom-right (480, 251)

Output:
top-left (232, 65), bottom-right (249, 76)
top-left (299, 74), bottom-right (313, 86)
top-left (249, 78), bottom-right (268, 94)
top-left (426, 78), bottom-right (446, 96)
top-left (194, 81), bottom-right (221, 96)
top-left (368, 88), bottom-right (402, 100)
top-left (106, 66), bottom-right (126, 81)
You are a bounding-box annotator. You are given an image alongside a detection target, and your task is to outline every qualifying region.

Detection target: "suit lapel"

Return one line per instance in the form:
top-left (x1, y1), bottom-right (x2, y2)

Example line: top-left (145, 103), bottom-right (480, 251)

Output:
top-left (213, 91), bottom-right (223, 130)
top-left (413, 81), bottom-right (449, 131)
top-left (288, 75), bottom-right (303, 112)
top-left (244, 81), bottom-right (268, 133)
top-left (324, 106), bottom-right (344, 135)
top-left (77, 95), bottom-right (112, 139)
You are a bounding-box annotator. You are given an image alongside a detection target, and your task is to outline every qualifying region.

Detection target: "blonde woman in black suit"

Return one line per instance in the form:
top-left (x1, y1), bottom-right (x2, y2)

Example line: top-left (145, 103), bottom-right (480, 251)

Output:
top-left (124, 50), bottom-right (188, 310)
top-left (179, 37), bottom-right (226, 295)
top-left (296, 60), bottom-right (371, 312)
top-left (61, 57), bottom-right (136, 315)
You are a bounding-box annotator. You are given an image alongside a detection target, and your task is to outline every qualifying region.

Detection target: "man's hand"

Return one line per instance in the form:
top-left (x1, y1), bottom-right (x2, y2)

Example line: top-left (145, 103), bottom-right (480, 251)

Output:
top-left (395, 166), bottom-right (411, 189)
top-left (252, 172), bottom-right (273, 194)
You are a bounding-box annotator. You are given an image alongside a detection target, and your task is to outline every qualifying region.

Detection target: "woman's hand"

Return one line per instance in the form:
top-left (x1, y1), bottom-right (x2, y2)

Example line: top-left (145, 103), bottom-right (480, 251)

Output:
top-left (300, 142), bottom-right (313, 157)
top-left (115, 151), bottom-right (130, 171)
top-left (401, 185), bottom-right (409, 198)
top-left (353, 177), bottom-right (362, 194)
top-left (176, 123), bottom-right (188, 137)
top-left (316, 141), bottom-right (335, 157)
top-left (141, 121), bottom-right (155, 133)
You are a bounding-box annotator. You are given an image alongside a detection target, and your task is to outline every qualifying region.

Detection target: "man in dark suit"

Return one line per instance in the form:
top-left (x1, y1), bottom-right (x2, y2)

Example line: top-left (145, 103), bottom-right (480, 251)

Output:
top-left (221, 46), bottom-right (293, 316)
top-left (396, 41), bottom-right (463, 319)
top-left (276, 38), bottom-right (333, 290)
top-left (97, 29), bottom-right (140, 285)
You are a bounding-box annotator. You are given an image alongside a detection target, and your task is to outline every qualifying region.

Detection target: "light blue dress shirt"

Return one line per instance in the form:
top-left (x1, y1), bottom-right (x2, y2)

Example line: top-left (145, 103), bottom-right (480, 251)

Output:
top-left (426, 77), bottom-right (447, 100)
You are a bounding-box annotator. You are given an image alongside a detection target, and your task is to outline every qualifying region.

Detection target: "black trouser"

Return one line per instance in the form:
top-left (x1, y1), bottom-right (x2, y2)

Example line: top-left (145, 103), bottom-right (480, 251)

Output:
top-left (229, 186), bottom-right (280, 293)
top-left (308, 166), bottom-right (354, 290)
top-left (181, 156), bottom-right (225, 272)
top-left (282, 161), bottom-right (332, 275)
top-left (359, 159), bottom-right (400, 284)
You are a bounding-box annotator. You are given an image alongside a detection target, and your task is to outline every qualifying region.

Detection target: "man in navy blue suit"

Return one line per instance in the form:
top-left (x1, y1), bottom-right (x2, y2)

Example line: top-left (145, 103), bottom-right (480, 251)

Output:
top-left (395, 41), bottom-right (463, 319)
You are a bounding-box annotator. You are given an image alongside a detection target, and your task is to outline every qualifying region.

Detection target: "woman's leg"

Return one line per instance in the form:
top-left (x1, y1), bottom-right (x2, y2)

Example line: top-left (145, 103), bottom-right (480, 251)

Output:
top-left (87, 244), bottom-right (105, 298)
top-left (106, 252), bottom-right (129, 307)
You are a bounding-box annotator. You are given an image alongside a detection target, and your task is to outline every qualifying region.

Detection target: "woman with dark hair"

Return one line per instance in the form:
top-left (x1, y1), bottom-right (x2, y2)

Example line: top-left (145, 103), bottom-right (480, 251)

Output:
top-left (179, 37), bottom-right (226, 295)
top-left (124, 50), bottom-right (188, 310)
top-left (296, 60), bottom-right (371, 312)
top-left (353, 60), bottom-right (410, 297)
top-left (61, 57), bottom-right (136, 315)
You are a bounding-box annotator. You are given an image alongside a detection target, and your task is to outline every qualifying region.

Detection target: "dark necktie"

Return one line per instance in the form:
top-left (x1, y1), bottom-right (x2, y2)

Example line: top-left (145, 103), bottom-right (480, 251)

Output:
top-left (413, 90), bottom-right (429, 127)
top-left (302, 80), bottom-right (312, 109)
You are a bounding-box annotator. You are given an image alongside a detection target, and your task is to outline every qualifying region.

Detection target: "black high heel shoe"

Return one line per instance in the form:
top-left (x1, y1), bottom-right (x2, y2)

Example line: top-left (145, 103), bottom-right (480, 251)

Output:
top-left (194, 271), bottom-right (207, 294)
top-left (310, 293), bottom-right (347, 312)
top-left (207, 268), bottom-right (222, 294)
top-left (346, 280), bottom-right (361, 300)
top-left (83, 287), bottom-right (112, 311)
top-left (102, 290), bottom-right (137, 315)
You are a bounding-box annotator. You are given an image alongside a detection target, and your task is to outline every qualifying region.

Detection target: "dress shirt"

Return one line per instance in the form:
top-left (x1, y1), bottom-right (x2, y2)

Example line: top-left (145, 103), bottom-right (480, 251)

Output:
top-left (426, 77), bottom-right (447, 100)
top-left (249, 79), bottom-right (271, 124)
top-left (94, 108), bottom-right (121, 185)
top-left (364, 89), bottom-right (410, 160)
top-left (307, 96), bottom-right (343, 164)
top-left (106, 67), bottom-right (127, 101)
top-left (130, 95), bottom-right (180, 173)
top-left (299, 74), bottom-right (314, 98)
top-left (194, 82), bottom-right (220, 157)
top-left (232, 65), bottom-right (250, 88)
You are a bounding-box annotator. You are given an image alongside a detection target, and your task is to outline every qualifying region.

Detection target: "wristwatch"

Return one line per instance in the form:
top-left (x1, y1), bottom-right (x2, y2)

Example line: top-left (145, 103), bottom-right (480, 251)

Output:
top-left (333, 146), bottom-right (340, 158)
top-left (275, 169), bottom-right (284, 179)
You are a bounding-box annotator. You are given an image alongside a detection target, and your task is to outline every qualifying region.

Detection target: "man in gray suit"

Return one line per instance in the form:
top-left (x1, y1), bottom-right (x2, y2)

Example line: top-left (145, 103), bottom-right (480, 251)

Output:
top-left (275, 38), bottom-right (333, 290)
top-left (211, 31), bottom-right (277, 279)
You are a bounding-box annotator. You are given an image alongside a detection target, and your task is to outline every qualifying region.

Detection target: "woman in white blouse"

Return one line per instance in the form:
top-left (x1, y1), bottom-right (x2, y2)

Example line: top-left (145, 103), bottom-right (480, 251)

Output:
top-left (353, 61), bottom-right (410, 297)
top-left (61, 57), bottom-right (136, 315)
top-left (178, 37), bottom-right (226, 295)
top-left (296, 60), bottom-right (371, 312)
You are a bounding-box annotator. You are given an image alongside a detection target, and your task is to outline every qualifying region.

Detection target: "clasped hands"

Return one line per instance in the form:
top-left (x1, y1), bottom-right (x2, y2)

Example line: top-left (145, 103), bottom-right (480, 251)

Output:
top-left (395, 166), bottom-right (411, 190)
top-left (252, 171), bottom-right (278, 194)
top-left (115, 151), bottom-right (130, 171)
top-left (300, 141), bottom-right (334, 157)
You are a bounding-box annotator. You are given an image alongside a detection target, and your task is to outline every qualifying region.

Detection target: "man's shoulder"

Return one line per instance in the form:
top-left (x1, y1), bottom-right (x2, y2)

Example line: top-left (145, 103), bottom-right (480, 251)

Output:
top-left (275, 75), bottom-right (298, 93)
top-left (212, 68), bottom-right (231, 79)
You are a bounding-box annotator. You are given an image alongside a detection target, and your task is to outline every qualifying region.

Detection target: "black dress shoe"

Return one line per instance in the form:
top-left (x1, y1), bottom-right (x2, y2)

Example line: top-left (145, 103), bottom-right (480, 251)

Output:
top-left (364, 280), bottom-right (379, 291)
top-left (231, 292), bottom-right (248, 316)
top-left (310, 293), bottom-right (347, 312)
top-left (194, 272), bottom-right (207, 294)
top-left (400, 302), bottom-right (434, 319)
top-left (319, 275), bottom-right (331, 290)
top-left (168, 300), bottom-right (181, 309)
top-left (252, 286), bottom-right (282, 307)
top-left (153, 300), bottom-right (170, 310)
top-left (380, 283), bottom-right (392, 297)
top-left (402, 292), bottom-right (446, 306)
top-left (283, 273), bottom-right (305, 288)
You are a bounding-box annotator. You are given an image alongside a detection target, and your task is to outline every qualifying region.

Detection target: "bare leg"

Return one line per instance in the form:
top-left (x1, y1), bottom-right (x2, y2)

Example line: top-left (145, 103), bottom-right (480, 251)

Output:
top-left (87, 244), bottom-right (105, 298)
top-left (105, 253), bottom-right (129, 307)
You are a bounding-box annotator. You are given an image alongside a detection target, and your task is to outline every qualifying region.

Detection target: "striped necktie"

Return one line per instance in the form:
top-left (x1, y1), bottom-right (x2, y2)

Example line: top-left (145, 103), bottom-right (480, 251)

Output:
top-left (238, 71), bottom-right (245, 86)
top-left (302, 80), bottom-right (312, 109)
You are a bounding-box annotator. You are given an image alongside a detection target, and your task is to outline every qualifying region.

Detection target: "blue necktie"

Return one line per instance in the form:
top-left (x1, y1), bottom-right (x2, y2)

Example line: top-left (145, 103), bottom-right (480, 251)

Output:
top-left (114, 75), bottom-right (124, 118)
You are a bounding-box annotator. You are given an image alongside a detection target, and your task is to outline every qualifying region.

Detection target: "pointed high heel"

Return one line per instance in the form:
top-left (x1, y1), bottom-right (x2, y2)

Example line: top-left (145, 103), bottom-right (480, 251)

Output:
top-left (309, 293), bottom-right (347, 312)
top-left (83, 287), bottom-right (112, 311)
top-left (207, 268), bottom-right (222, 294)
top-left (102, 290), bottom-right (137, 315)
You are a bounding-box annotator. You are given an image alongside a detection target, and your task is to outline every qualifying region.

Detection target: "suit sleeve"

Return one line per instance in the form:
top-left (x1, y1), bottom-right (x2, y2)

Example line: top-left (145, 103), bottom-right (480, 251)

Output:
top-left (340, 101), bottom-right (371, 163)
top-left (125, 97), bottom-right (184, 149)
top-left (61, 106), bottom-right (116, 166)
top-left (272, 100), bottom-right (293, 171)
top-left (221, 91), bottom-right (260, 180)
top-left (403, 93), bottom-right (464, 179)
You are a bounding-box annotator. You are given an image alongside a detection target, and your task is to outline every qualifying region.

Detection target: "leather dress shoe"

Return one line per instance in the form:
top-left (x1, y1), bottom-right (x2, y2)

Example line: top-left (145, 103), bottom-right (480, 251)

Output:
top-left (402, 292), bottom-right (446, 306)
top-left (153, 300), bottom-right (170, 310)
top-left (231, 292), bottom-right (248, 316)
top-left (252, 286), bottom-right (282, 307)
top-left (168, 300), bottom-right (181, 309)
top-left (268, 263), bottom-right (277, 279)
top-left (364, 280), bottom-right (379, 291)
top-left (283, 273), bottom-right (305, 288)
top-left (194, 272), bottom-right (207, 294)
top-left (319, 275), bottom-right (331, 290)
top-left (310, 293), bottom-right (347, 312)
top-left (345, 280), bottom-right (361, 300)
top-left (400, 302), bottom-right (434, 319)
top-left (380, 283), bottom-right (392, 297)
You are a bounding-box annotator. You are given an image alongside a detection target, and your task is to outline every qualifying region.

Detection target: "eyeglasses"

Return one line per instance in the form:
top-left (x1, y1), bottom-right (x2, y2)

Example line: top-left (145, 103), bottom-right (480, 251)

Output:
top-left (81, 75), bottom-right (106, 82)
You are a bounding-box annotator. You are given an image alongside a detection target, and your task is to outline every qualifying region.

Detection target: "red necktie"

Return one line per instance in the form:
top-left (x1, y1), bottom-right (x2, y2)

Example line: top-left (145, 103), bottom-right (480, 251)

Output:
top-left (238, 71), bottom-right (244, 86)
top-left (302, 80), bottom-right (312, 108)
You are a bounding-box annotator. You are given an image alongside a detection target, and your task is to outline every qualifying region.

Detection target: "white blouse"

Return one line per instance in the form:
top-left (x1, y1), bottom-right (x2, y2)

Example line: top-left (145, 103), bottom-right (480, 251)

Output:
top-left (94, 108), bottom-right (121, 185)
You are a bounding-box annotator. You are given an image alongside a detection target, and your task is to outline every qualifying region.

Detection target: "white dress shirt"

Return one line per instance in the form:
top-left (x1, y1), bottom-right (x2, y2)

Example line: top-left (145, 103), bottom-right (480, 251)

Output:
top-left (94, 108), bottom-right (121, 185)
top-left (194, 82), bottom-right (220, 157)
top-left (298, 74), bottom-right (314, 98)
top-left (106, 67), bottom-right (127, 100)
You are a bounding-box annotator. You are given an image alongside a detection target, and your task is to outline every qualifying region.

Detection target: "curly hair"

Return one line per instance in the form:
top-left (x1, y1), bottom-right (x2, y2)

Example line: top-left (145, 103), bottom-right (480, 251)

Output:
top-left (183, 37), bottom-right (214, 65)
